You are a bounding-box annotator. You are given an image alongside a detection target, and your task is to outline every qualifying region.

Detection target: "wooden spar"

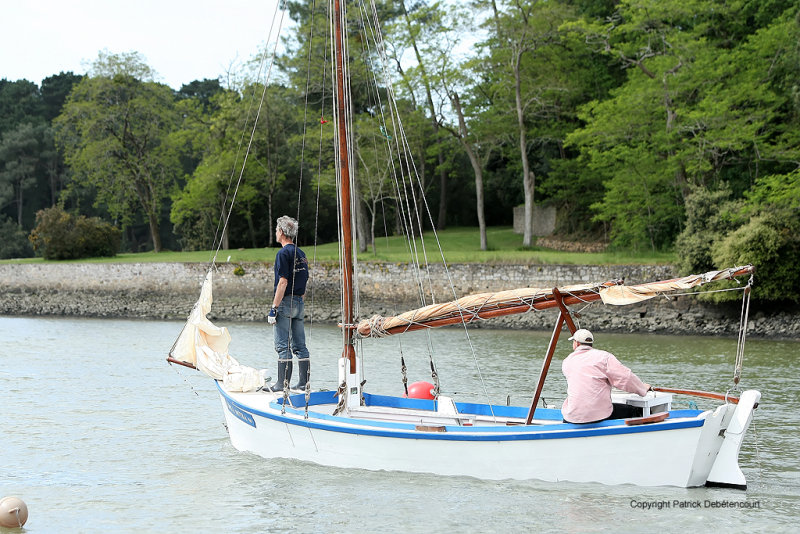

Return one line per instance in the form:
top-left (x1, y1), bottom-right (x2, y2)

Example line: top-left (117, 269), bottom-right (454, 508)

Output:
top-left (357, 265), bottom-right (755, 338)
top-left (166, 357), bottom-right (197, 370)
top-left (368, 287), bottom-right (610, 336)
top-left (653, 387), bottom-right (741, 405)
top-left (525, 288), bottom-right (577, 424)
top-left (333, 0), bottom-right (357, 372)
top-left (526, 312), bottom-right (565, 424)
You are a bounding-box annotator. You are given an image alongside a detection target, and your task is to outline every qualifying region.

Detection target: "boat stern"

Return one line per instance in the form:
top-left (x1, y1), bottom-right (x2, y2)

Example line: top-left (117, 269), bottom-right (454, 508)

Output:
top-left (705, 389), bottom-right (761, 489)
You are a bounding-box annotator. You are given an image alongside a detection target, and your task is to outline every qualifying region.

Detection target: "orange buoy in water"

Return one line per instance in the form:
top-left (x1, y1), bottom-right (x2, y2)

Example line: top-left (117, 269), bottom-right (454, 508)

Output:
top-left (406, 381), bottom-right (435, 400)
top-left (0, 496), bottom-right (28, 528)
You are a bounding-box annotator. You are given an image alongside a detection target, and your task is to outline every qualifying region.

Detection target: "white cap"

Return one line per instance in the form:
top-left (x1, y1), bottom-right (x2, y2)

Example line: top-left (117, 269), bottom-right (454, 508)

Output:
top-left (568, 328), bottom-right (593, 344)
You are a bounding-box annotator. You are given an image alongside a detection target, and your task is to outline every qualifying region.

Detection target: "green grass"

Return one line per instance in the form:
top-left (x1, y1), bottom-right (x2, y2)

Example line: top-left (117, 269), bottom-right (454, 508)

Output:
top-left (2, 227), bottom-right (675, 265)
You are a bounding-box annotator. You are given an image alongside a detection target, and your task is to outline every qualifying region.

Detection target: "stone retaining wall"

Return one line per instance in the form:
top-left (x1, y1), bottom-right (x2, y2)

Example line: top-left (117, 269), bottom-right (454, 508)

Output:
top-left (1, 262), bottom-right (798, 339)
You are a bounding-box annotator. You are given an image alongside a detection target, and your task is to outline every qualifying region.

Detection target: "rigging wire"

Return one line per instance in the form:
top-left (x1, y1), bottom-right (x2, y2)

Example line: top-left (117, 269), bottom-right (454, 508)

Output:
top-left (356, 1), bottom-right (444, 388)
top-left (169, 0), bottom-right (286, 358)
top-left (310, 0), bottom-right (331, 335)
top-left (355, 0), bottom-right (497, 414)
top-left (733, 276), bottom-right (753, 388)
top-left (209, 2), bottom-right (287, 269)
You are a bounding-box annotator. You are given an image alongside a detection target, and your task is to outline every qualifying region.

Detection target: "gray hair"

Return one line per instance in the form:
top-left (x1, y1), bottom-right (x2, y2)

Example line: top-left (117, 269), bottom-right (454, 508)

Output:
top-left (276, 215), bottom-right (299, 239)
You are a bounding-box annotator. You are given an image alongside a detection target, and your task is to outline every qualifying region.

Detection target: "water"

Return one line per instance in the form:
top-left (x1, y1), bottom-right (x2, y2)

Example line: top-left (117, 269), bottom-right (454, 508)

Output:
top-left (2, 316), bottom-right (798, 533)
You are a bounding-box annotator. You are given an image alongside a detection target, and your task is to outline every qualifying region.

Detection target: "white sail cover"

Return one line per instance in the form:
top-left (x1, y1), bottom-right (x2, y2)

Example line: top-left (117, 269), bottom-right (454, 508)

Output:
top-left (356, 283), bottom-right (604, 336)
top-left (599, 267), bottom-right (750, 305)
top-left (170, 271), bottom-right (268, 392)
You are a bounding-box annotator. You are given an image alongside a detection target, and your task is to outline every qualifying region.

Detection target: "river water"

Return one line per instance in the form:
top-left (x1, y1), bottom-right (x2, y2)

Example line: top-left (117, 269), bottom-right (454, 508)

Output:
top-left (2, 315), bottom-right (798, 533)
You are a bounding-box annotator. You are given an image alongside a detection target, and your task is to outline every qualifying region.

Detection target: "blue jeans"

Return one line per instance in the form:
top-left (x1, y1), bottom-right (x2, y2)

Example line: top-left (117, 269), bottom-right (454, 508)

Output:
top-left (274, 295), bottom-right (309, 364)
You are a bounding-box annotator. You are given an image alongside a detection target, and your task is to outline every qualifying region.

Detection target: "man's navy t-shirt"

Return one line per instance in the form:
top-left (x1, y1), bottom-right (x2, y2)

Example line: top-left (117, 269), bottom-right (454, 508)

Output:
top-left (274, 244), bottom-right (309, 296)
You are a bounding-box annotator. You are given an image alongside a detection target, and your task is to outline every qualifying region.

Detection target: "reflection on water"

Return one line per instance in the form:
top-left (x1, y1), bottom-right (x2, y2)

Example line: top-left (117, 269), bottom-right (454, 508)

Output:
top-left (1, 316), bottom-right (798, 533)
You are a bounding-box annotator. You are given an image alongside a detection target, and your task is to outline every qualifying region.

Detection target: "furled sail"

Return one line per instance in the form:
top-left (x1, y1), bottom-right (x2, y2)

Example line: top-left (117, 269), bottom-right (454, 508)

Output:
top-left (599, 265), bottom-right (754, 305)
top-left (169, 271), bottom-right (268, 392)
top-left (356, 265), bottom-right (753, 338)
top-left (356, 282), bottom-right (619, 337)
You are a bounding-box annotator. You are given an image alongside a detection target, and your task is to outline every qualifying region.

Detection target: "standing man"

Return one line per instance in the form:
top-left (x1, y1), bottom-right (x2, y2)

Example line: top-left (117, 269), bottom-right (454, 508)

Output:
top-left (264, 215), bottom-right (310, 393)
top-left (561, 328), bottom-right (653, 423)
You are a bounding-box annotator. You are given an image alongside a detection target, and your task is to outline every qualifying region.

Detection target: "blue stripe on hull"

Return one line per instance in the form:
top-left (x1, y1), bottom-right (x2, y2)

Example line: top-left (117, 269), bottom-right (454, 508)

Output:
top-left (216, 382), bottom-right (705, 441)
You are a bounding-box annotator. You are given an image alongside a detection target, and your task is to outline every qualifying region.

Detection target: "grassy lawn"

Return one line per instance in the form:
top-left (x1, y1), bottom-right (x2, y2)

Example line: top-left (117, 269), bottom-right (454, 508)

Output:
top-left (2, 227), bottom-right (675, 265)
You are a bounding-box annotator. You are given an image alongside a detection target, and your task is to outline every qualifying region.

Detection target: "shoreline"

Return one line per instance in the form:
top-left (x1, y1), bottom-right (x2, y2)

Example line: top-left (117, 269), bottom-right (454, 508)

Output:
top-left (1, 262), bottom-right (798, 339)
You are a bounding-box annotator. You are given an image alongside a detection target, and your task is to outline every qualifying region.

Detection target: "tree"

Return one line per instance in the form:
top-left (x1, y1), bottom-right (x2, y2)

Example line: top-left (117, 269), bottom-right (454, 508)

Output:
top-left (393, 0), bottom-right (454, 230)
top-left (483, 0), bottom-right (575, 247)
top-left (177, 78), bottom-right (224, 111)
top-left (0, 123), bottom-right (42, 226)
top-left (89, 49), bottom-right (159, 81)
top-left (54, 52), bottom-right (180, 252)
top-left (564, 0), bottom-right (800, 250)
top-left (354, 112), bottom-right (400, 252)
top-left (0, 215), bottom-right (33, 259)
top-left (0, 79), bottom-right (42, 136)
top-left (40, 72), bottom-right (83, 122)
top-left (171, 84), bottom-right (302, 250)
top-left (407, 3), bottom-right (494, 249)
top-left (443, 89), bottom-right (494, 250)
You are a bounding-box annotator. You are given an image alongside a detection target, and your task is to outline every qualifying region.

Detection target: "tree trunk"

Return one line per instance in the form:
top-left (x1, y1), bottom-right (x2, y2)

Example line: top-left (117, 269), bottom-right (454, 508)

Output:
top-left (401, 0), bottom-right (448, 230)
top-left (16, 178), bottom-right (24, 227)
top-left (353, 167), bottom-right (370, 253)
top-left (467, 149), bottom-right (487, 251)
top-left (246, 210), bottom-right (257, 248)
top-left (147, 213), bottom-right (162, 253)
top-left (370, 200), bottom-right (377, 254)
top-left (437, 152), bottom-right (447, 230)
top-left (268, 192), bottom-right (273, 246)
top-left (515, 53), bottom-right (535, 247)
top-left (451, 92), bottom-right (487, 251)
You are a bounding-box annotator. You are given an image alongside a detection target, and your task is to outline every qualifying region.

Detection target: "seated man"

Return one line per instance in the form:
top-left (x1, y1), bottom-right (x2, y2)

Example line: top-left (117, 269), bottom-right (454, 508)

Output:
top-left (561, 329), bottom-right (653, 424)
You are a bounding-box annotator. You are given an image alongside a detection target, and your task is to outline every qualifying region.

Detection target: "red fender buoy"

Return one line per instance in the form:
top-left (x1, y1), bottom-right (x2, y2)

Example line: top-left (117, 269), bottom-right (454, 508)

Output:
top-left (405, 381), bottom-right (435, 400)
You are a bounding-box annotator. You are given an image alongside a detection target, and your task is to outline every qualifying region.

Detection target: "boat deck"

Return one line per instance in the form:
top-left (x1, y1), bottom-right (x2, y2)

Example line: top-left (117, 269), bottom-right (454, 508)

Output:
top-left (225, 387), bottom-right (692, 431)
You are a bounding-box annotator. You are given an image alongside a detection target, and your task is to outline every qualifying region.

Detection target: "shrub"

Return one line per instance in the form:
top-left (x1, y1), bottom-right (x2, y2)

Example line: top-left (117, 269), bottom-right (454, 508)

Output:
top-left (712, 213), bottom-right (800, 302)
top-left (676, 175), bottom-right (800, 302)
top-left (0, 217), bottom-right (35, 259)
top-left (29, 206), bottom-right (122, 260)
top-left (674, 184), bottom-right (744, 274)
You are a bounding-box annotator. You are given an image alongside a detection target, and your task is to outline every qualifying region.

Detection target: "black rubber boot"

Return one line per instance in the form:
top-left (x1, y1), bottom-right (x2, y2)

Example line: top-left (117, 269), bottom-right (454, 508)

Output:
top-left (292, 359), bottom-right (310, 391)
top-left (264, 359), bottom-right (293, 392)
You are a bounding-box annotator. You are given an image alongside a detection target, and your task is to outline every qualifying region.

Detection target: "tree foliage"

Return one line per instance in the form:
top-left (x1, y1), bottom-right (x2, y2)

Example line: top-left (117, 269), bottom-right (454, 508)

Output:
top-left (3, 0), bottom-right (799, 301)
top-left (0, 216), bottom-right (34, 259)
top-left (54, 52), bottom-right (181, 252)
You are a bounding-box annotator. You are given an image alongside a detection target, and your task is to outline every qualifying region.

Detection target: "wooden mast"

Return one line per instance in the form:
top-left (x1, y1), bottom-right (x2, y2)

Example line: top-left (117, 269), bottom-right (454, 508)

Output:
top-left (333, 0), bottom-right (357, 373)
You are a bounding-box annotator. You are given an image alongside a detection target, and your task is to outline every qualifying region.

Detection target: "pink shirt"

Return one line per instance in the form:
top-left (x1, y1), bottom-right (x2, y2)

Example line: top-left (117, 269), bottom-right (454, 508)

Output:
top-left (561, 345), bottom-right (649, 423)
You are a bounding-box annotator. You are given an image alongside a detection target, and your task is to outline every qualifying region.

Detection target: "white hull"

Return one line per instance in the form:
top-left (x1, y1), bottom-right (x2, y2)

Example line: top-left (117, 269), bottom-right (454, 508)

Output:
top-left (217, 383), bottom-right (760, 488)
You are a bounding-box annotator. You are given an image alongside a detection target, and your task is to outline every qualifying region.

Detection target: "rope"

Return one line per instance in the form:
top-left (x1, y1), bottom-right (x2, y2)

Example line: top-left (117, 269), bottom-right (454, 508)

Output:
top-left (168, 2), bottom-right (286, 356)
top-left (210, 1), bottom-right (287, 268)
top-left (401, 355), bottom-right (409, 396)
top-left (733, 277), bottom-right (753, 387)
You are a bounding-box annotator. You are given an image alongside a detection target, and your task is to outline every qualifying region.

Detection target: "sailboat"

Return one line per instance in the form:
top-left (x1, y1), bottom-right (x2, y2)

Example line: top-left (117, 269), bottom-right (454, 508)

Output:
top-left (168, 1), bottom-right (760, 488)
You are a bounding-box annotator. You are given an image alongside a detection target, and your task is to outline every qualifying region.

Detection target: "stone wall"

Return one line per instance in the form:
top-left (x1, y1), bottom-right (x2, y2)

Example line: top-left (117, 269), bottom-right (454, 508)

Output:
top-left (1, 262), bottom-right (798, 339)
top-left (512, 204), bottom-right (556, 236)
top-left (535, 238), bottom-right (608, 253)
